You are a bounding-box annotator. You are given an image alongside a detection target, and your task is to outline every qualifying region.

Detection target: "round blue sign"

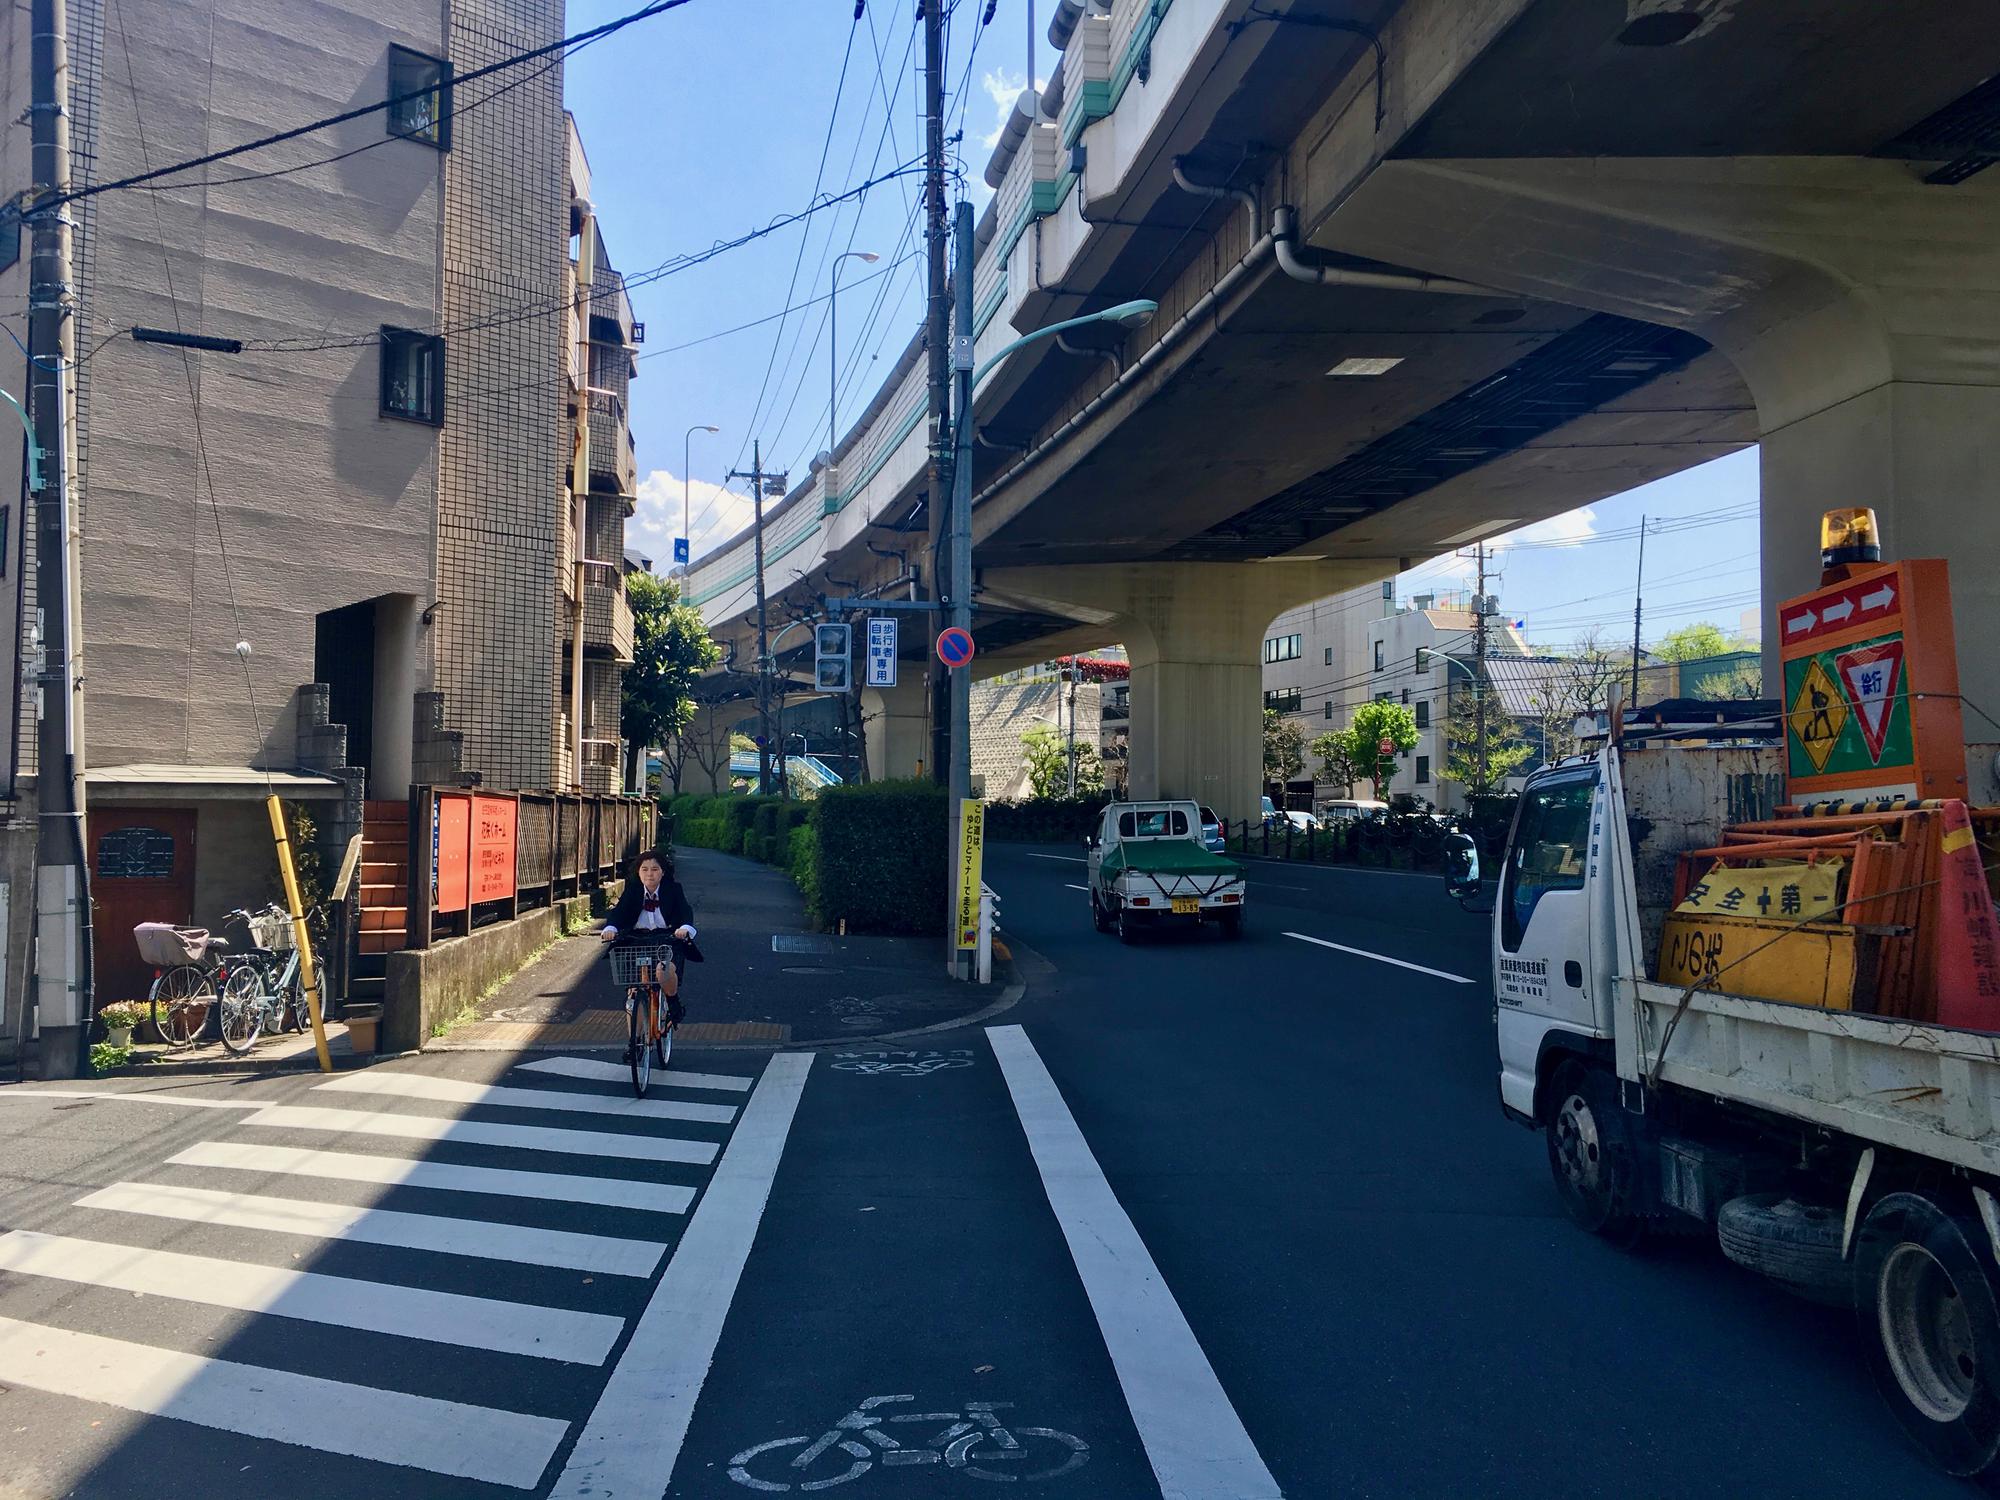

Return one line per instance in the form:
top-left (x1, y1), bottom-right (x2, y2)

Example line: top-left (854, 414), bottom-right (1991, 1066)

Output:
top-left (936, 626), bottom-right (975, 668)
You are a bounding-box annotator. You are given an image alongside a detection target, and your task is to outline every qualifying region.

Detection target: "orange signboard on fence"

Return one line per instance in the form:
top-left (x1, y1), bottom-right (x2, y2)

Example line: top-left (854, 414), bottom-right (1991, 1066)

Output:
top-left (434, 794), bottom-right (470, 913)
top-left (472, 795), bottom-right (517, 905)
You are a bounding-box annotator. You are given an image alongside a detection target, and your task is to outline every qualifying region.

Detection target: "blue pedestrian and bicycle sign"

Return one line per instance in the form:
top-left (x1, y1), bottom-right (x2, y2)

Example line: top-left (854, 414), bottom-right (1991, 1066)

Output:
top-left (936, 626), bottom-right (975, 668)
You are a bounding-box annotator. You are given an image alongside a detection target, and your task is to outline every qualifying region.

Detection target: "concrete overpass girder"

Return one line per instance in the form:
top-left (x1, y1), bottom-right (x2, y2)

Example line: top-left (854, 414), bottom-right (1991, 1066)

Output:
top-left (986, 560), bottom-right (1367, 826)
top-left (1318, 155), bottom-right (2000, 711)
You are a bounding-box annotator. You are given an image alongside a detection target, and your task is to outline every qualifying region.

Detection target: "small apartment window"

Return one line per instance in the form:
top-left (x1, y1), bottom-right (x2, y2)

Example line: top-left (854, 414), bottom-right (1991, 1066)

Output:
top-left (1415, 699), bottom-right (1429, 729)
top-left (1373, 641), bottom-right (1385, 671)
top-left (1263, 687), bottom-right (1301, 713)
top-left (1375, 691), bottom-right (1391, 703)
top-left (380, 327), bottom-right (444, 425)
top-left (1263, 633), bottom-right (1301, 664)
top-left (1400, 688), bottom-right (1409, 705)
top-left (1324, 647), bottom-right (1333, 666)
top-left (1416, 755), bottom-right (1430, 785)
top-left (387, 46), bottom-right (452, 149)
top-left (1323, 702), bottom-right (1333, 720)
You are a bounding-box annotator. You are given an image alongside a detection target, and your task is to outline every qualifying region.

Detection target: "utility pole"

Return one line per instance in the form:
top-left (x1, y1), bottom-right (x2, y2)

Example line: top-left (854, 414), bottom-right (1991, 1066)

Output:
top-left (923, 0), bottom-right (950, 788)
top-left (729, 444), bottom-right (774, 796)
top-left (1473, 543), bottom-right (1490, 797)
top-left (1629, 512), bottom-right (1648, 711)
top-left (29, 0), bottom-right (89, 1075)
top-left (946, 198), bottom-right (976, 979)
top-left (1064, 662), bottom-right (1078, 796)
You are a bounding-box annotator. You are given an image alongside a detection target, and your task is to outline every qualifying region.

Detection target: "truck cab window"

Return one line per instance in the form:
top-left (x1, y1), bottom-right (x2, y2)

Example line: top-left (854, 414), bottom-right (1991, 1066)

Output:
top-left (1501, 776), bottom-right (1596, 950)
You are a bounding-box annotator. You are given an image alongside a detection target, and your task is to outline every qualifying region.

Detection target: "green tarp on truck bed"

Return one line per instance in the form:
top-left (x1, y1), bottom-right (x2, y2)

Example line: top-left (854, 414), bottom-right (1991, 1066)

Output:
top-left (1101, 841), bottom-right (1243, 878)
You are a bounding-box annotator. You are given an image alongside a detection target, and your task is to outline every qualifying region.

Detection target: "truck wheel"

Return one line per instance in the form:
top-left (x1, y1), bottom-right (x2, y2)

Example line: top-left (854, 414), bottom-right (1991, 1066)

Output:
top-left (1219, 909), bottom-right (1243, 940)
top-left (1117, 902), bottom-right (1138, 944)
top-left (1090, 890), bottom-right (1111, 934)
top-left (1544, 1061), bottom-right (1644, 1244)
top-left (1855, 1191), bottom-right (2000, 1476)
top-left (1717, 1194), bottom-right (1848, 1305)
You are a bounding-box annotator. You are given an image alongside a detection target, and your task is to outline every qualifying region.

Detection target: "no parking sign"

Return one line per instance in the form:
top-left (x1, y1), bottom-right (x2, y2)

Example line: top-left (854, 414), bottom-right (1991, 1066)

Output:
top-left (936, 626), bottom-right (975, 669)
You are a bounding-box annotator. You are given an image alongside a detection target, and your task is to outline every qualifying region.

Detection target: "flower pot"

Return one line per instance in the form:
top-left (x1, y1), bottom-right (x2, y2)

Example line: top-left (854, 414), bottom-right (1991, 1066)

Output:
top-left (105, 1026), bottom-right (133, 1049)
top-left (343, 1003), bottom-right (382, 1055)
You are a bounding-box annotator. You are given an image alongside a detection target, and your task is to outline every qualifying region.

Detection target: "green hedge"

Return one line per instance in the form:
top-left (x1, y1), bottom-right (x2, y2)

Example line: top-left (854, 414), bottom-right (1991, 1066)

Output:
top-left (801, 779), bottom-right (945, 934)
top-left (788, 824), bottom-right (818, 913)
top-left (985, 795), bottom-right (1111, 844)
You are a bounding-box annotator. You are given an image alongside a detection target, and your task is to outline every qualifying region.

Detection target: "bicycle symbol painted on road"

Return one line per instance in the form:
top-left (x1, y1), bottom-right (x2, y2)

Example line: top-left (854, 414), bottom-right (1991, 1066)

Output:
top-left (831, 1050), bottom-right (976, 1077)
top-left (729, 1396), bottom-right (1088, 1490)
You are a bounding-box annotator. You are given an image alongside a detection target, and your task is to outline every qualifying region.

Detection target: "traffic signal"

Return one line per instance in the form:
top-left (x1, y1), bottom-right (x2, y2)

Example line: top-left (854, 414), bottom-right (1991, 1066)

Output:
top-left (814, 623), bottom-right (851, 692)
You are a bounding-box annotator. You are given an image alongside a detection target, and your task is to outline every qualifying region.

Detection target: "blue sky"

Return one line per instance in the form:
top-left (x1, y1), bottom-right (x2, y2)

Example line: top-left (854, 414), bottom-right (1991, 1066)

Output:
top-left (565, 1), bottom-right (1763, 653)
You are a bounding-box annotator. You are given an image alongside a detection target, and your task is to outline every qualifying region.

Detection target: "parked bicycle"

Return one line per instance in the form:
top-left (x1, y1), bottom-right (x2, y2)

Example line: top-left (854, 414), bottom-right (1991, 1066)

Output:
top-left (608, 937), bottom-right (688, 1097)
top-left (215, 904), bottom-right (332, 1054)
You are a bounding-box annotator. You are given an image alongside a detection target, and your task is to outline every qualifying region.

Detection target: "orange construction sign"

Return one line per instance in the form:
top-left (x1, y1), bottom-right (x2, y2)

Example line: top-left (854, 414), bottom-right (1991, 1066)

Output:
top-left (1934, 800), bottom-right (2000, 1032)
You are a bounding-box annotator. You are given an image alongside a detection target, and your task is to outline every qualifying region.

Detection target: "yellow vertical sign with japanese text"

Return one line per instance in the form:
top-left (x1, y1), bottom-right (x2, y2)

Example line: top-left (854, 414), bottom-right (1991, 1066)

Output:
top-left (956, 799), bottom-right (986, 950)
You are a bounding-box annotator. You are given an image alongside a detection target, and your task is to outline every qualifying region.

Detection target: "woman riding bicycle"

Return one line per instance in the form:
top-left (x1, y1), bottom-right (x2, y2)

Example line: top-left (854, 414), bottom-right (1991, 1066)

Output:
top-left (599, 851), bottom-right (698, 1023)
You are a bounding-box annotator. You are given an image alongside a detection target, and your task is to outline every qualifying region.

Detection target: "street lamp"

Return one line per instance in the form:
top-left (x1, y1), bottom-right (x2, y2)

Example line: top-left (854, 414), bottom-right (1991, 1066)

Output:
top-left (828, 251), bottom-right (879, 504)
top-left (0, 388), bottom-right (42, 494)
top-left (682, 423), bottom-right (718, 575)
top-left (943, 197), bottom-right (1158, 975)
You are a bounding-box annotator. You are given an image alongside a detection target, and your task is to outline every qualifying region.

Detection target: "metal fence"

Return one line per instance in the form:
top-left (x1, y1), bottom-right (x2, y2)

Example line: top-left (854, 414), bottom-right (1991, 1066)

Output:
top-left (405, 787), bottom-right (654, 949)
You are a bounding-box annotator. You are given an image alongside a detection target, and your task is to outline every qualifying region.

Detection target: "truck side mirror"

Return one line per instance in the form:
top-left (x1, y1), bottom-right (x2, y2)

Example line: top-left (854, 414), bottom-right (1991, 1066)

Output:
top-left (1442, 831), bottom-right (1481, 899)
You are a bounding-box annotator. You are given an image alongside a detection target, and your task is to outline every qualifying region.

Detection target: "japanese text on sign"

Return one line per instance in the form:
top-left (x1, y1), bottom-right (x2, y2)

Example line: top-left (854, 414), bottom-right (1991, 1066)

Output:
top-left (866, 617), bottom-right (897, 687)
top-left (956, 798), bottom-right (986, 950)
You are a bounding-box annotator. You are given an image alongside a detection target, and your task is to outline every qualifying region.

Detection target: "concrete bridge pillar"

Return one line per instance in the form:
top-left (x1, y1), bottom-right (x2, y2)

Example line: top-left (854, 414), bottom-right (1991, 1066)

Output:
top-left (862, 679), bottom-right (932, 783)
top-left (984, 561), bottom-right (1365, 827)
top-left (1323, 157), bottom-right (2000, 714)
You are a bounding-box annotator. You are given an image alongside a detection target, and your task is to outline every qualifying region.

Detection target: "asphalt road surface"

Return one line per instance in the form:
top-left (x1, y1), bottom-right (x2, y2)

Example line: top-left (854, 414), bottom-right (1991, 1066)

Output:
top-left (0, 844), bottom-right (1965, 1498)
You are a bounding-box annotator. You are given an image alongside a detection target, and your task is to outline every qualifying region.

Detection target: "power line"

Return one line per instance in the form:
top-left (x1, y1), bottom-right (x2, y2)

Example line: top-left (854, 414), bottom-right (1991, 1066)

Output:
top-left (8, 0), bottom-right (694, 222)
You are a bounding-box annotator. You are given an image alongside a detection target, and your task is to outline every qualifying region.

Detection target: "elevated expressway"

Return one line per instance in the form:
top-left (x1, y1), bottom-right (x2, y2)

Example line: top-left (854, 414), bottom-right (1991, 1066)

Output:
top-left (685, 0), bottom-right (2000, 823)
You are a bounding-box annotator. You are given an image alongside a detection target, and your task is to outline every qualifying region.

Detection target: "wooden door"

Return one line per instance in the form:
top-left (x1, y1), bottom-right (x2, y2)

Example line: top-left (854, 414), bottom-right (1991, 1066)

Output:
top-left (91, 808), bottom-right (197, 1006)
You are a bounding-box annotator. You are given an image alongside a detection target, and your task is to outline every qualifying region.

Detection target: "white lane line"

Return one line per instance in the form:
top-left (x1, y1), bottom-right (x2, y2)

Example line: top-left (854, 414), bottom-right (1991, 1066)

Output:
top-left (1025, 853), bottom-right (1085, 863)
top-left (1065, 883), bottom-right (1089, 892)
top-left (1282, 931), bottom-right (1474, 984)
top-left (550, 1052), bottom-right (813, 1500)
top-left (0, 1313), bottom-right (566, 1489)
top-left (314, 1071), bottom-right (737, 1126)
top-left (241, 1104), bottom-right (720, 1166)
top-left (0, 1229), bottom-right (622, 1366)
top-left (988, 1025), bottom-right (1281, 1500)
top-left (0, 1088), bottom-right (256, 1110)
top-left (516, 1056), bottom-right (753, 1093)
top-left (75, 1182), bottom-right (665, 1278)
top-left (166, 1141), bottom-right (695, 1216)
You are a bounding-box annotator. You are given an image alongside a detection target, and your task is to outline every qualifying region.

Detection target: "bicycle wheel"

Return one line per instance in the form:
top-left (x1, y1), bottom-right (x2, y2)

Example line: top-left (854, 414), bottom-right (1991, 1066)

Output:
top-left (149, 966), bottom-right (215, 1049)
top-left (628, 987), bottom-right (653, 1097)
top-left (947, 1426), bottom-right (1090, 1482)
top-left (217, 968), bottom-right (267, 1055)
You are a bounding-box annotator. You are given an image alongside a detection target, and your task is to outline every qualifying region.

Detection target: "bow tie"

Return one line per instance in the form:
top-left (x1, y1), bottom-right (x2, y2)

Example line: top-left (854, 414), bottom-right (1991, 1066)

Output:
top-left (642, 895), bottom-right (661, 912)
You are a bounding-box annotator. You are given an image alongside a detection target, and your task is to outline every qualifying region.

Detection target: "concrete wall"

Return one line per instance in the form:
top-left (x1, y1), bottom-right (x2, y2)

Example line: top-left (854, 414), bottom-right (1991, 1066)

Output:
top-left (381, 885), bottom-right (608, 1053)
top-left (57, 0), bottom-right (446, 771)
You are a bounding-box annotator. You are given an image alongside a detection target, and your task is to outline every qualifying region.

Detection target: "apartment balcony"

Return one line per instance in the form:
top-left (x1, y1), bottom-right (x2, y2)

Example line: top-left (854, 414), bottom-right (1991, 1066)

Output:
top-left (587, 389), bottom-right (636, 499)
top-left (566, 571), bottom-right (634, 663)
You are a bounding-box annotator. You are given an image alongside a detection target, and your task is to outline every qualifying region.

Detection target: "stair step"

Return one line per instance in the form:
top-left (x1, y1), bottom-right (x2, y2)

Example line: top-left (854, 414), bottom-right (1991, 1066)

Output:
top-left (357, 882), bottom-right (404, 904)
top-left (351, 953), bottom-right (388, 979)
top-left (362, 799), bottom-right (409, 817)
top-left (357, 931), bottom-right (405, 955)
top-left (360, 906), bottom-right (408, 932)
top-left (360, 860), bottom-right (406, 880)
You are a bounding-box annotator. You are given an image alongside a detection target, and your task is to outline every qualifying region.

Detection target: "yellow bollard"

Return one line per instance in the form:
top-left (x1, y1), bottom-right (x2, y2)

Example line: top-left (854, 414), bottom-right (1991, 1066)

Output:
top-left (267, 795), bottom-right (332, 1073)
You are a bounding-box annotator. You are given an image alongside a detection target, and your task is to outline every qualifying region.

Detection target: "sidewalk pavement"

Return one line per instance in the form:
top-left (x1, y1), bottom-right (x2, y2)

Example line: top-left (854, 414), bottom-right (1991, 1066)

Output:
top-left (431, 845), bottom-right (1018, 1050)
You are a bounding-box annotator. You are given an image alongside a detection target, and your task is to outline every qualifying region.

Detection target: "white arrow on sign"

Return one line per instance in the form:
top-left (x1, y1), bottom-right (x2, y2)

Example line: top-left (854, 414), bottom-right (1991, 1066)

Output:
top-left (1822, 598), bottom-right (1855, 625)
top-left (1786, 608), bottom-right (1818, 635)
top-left (1861, 584), bottom-right (1896, 612)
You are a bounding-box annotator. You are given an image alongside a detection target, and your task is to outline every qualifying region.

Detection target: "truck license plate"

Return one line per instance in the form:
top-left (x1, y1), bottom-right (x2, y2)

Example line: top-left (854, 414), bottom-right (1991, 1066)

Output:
top-left (1171, 896), bottom-right (1198, 915)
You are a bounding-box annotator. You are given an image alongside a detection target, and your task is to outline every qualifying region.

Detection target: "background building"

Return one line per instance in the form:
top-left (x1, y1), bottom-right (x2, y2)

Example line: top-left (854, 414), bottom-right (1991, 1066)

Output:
top-left (0, 0), bottom-right (640, 1052)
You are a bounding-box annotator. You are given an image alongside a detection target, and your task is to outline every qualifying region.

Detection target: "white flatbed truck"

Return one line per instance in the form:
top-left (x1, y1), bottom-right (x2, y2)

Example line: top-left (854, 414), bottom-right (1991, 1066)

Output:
top-left (1453, 735), bottom-right (2000, 1476)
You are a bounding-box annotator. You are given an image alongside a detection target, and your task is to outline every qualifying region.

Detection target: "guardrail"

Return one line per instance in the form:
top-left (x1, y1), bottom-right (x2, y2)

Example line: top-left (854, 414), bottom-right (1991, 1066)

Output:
top-left (405, 787), bottom-right (654, 949)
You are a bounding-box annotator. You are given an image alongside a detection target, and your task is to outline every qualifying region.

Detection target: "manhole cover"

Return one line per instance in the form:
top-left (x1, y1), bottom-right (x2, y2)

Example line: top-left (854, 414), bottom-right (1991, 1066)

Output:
top-left (772, 935), bottom-right (835, 955)
top-left (781, 965), bottom-right (840, 975)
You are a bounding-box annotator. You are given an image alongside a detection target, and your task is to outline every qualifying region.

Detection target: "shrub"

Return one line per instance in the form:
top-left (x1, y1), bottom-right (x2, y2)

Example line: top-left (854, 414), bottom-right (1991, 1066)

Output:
top-left (805, 779), bottom-right (946, 934)
top-left (985, 795), bottom-right (1111, 845)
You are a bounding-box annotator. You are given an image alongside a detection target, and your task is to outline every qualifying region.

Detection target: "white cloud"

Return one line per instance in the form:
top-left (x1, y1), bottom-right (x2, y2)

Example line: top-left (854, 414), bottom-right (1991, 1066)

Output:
top-left (1396, 505), bottom-right (1600, 594)
top-left (629, 468), bottom-right (756, 569)
top-left (978, 68), bottom-right (1048, 150)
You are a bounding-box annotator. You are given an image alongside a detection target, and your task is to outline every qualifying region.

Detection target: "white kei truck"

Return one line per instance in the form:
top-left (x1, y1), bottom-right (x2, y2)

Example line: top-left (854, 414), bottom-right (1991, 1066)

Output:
top-left (1085, 800), bottom-right (1247, 942)
top-left (1446, 734), bottom-right (2000, 1477)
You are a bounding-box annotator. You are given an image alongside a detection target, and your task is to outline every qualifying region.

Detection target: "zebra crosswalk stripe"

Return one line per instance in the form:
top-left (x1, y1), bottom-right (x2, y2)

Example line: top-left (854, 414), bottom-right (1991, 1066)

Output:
top-left (240, 1103), bottom-right (720, 1165)
top-left (164, 1140), bottom-right (697, 1215)
top-left (313, 1070), bottom-right (739, 1125)
top-left (0, 1313), bottom-right (569, 1489)
top-left (75, 1181), bottom-right (666, 1277)
top-left (516, 1055), bottom-right (754, 1092)
top-left (0, 1230), bottom-right (624, 1365)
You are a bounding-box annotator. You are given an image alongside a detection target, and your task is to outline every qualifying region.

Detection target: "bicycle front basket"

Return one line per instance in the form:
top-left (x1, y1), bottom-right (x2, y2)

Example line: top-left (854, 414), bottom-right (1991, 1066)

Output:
top-left (608, 944), bottom-right (675, 987)
top-left (133, 922), bottom-right (207, 967)
top-left (248, 911), bottom-right (297, 953)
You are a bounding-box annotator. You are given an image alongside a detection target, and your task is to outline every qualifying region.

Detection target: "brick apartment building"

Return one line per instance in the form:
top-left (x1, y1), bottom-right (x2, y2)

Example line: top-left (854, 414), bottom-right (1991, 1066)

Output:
top-left (0, 0), bottom-right (640, 1047)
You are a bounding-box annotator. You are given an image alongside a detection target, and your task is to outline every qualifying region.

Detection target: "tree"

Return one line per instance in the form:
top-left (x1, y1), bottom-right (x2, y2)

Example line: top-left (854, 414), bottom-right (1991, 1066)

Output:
top-left (1309, 729), bottom-right (1358, 795)
top-left (1021, 722), bottom-right (1104, 799)
top-left (1440, 683), bottom-right (1533, 798)
top-left (1652, 620), bottom-right (1749, 662)
top-left (1348, 700), bottom-right (1418, 798)
top-left (622, 572), bottom-right (722, 792)
top-left (1694, 661), bottom-right (1766, 701)
top-left (1263, 709), bottom-right (1305, 786)
top-left (1523, 628), bottom-right (1626, 765)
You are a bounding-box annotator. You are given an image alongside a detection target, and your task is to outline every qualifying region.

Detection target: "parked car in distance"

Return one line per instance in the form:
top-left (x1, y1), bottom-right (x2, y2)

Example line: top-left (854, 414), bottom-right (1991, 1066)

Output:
top-left (1261, 795), bottom-right (1278, 828)
top-left (1316, 798), bottom-right (1387, 824)
top-left (1198, 806), bottom-right (1224, 852)
top-left (1276, 809), bottom-right (1321, 833)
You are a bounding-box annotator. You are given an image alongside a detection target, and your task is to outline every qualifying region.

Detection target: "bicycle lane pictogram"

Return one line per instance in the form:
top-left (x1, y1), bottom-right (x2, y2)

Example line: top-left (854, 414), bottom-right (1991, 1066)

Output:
top-left (667, 1033), bottom-right (1160, 1497)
